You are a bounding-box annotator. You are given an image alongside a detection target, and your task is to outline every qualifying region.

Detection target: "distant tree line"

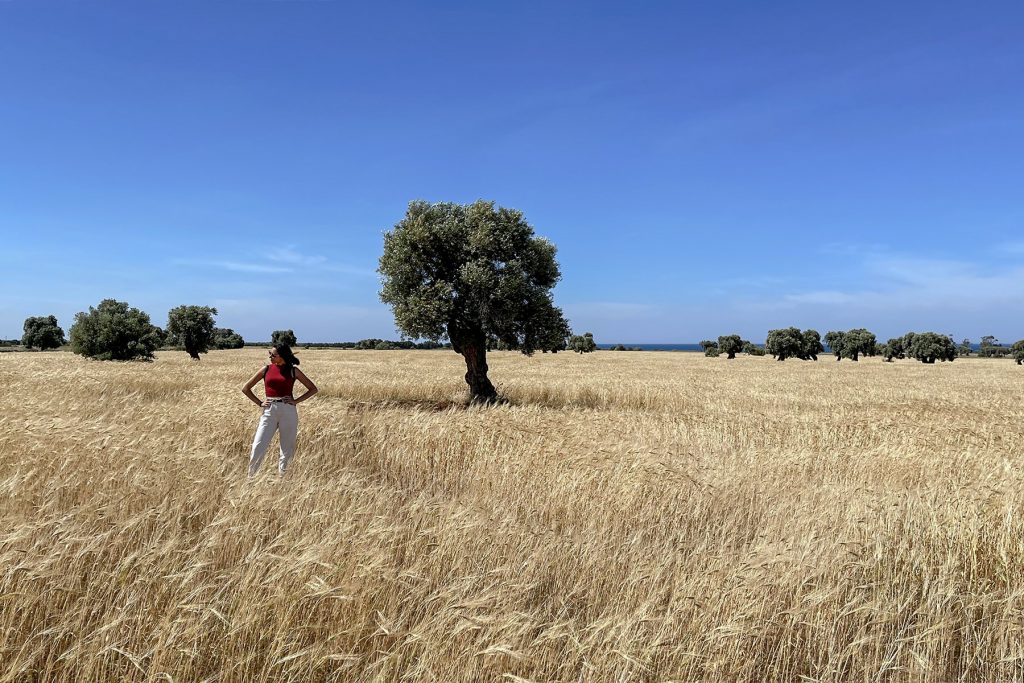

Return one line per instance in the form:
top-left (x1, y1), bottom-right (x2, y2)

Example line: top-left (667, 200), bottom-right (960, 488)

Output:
top-left (697, 329), bottom-right (1024, 365)
top-left (15, 301), bottom-right (1024, 370)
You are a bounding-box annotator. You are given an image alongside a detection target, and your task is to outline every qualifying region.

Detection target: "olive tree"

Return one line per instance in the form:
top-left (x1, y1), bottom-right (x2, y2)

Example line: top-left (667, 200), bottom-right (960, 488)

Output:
top-left (717, 334), bottom-right (743, 359)
top-left (905, 332), bottom-right (957, 363)
top-left (824, 328), bottom-right (876, 361)
top-left (699, 340), bottom-right (718, 356)
top-left (801, 329), bottom-right (823, 361)
top-left (378, 200), bottom-right (569, 401)
top-left (69, 299), bottom-right (161, 361)
top-left (213, 327), bottom-right (245, 349)
top-left (741, 340), bottom-right (765, 356)
top-left (765, 327), bottom-right (803, 361)
top-left (1011, 340), bottom-right (1024, 365)
top-left (882, 336), bottom-right (905, 361)
top-left (271, 329), bottom-right (298, 347)
top-left (568, 332), bottom-right (597, 353)
top-left (22, 315), bottom-right (65, 350)
top-left (167, 305), bottom-right (218, 360)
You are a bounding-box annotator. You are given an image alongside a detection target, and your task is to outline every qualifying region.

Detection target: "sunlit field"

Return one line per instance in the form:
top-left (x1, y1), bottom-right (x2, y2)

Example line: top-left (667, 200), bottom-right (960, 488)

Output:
top-left (1, 349), bottom-right (1022, 682)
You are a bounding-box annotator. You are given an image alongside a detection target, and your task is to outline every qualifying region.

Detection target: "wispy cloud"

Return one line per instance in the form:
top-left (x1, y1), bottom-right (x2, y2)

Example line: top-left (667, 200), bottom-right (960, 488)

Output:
top-left (171, 246), bottom-right (376, 278)
top-left (211, 298), bottom-right (397, 341)
top-left (171, 259), bottom-right (294, 274)
top-left (742, 252), bottom-right (1024, 324)
top-left (266, 246), bottom-right (328, 267)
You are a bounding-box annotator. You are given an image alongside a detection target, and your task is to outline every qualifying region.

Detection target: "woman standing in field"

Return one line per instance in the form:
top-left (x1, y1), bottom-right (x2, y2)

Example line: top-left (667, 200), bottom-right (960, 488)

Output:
top-left (241, 344), bottom-right (318, 476)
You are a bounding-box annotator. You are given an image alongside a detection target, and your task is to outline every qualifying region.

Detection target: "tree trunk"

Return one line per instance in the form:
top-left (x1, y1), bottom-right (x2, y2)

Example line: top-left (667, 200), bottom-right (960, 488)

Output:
top-left (454, 333), bottom-right (497, 402)
top-left (727, 351), bottom-right (736, 359)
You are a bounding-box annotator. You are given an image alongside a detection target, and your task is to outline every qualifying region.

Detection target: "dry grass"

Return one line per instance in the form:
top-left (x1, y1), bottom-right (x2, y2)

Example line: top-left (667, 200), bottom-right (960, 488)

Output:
top-left (1, 349), bottom-right (1022, 682)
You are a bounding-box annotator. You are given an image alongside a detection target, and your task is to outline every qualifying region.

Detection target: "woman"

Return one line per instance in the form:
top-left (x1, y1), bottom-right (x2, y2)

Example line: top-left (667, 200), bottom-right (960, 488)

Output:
top-left (241, 343), bottom-right (318, 476)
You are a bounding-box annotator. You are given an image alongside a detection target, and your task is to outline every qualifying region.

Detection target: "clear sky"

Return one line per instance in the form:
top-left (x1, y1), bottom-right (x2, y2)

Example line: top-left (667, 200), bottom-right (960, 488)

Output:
top-left (3, 1), bottom-right (1022, 344)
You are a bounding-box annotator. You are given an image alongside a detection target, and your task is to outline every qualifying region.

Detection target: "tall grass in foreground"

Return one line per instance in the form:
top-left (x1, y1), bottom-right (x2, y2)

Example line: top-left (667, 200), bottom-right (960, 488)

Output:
top-left (0, 350), bottom-right (1022, 682)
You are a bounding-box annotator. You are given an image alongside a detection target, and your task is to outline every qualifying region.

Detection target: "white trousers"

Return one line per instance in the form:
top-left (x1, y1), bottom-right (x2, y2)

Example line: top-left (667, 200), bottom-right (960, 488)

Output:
top-left (249, 402), bottom-right (299, 476)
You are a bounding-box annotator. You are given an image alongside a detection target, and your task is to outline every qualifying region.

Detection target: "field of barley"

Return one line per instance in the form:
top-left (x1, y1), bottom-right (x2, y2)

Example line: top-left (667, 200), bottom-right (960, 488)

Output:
top-left (1, 349), bottom-right (1022, 682)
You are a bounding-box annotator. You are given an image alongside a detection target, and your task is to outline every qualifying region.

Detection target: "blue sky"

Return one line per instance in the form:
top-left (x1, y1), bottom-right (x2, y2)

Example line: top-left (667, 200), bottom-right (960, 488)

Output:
top-left (3, 1), bottom-right (1022, 343)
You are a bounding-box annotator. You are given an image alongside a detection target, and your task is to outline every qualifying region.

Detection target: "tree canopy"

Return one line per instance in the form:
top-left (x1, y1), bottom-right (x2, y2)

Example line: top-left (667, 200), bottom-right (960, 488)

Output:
top-left (801, 329), bottom-right (824, 361)
top-left (213, 327), bottom-right (245, 349)
top-left (22, 315), bottom-right (65, 350)
top-left (717, 335), bottom-right (743, 359)
top-left (1011, 340), bottom-right (1024, 365)
top-left (765, 327), bottom-right (822, 361)
top-left (977, 335), bottom-right (1009, 358)
top-left (824, 328), bottom-right (877, 361)
top-left (167, 305), bottom-right (218, 360)
top-left (69, 299), bottom-right (161, 361)
top-left (379, 200), bottom-right (569, 400)
top-left (271, 330), bottom-right (298, 347)
top-left (568, 332), bottom-right (597, 353)
top-left (905, 332), bottom-right (957, 363)
top-left (884, 332), bottom-right (957, 363)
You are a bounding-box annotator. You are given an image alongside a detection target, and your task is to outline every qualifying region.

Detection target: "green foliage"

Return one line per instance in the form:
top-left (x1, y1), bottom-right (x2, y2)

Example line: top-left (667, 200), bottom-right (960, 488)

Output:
top-left (741, 340), bottom-right (765, 356)
top-left (704, 346), bottom-right (721, 358)
top-left (349, 338), bottom-right (441, 350)
top-left (1011, 340), bottom-right (1024, 365)
top-left (765, 327), bottom-right (805, 361)
top-left (884, 331), bottom-right (956, 364)
top-left (977, 335), bottom-right (1008, 358)
top-left (378, 200), bottom-right (569, 399)
top-left (167, 305), bottom-right (218, 359)
top-left (612, 344), bottom-right (627, 351)
top-left (882, 336), bottom-right (904, 362)
top-left (69, 299), bottom-right (161, 361)
top-left (379, 200), bottom-right (568, 352)
top-left (699, 340), bottom-right (718, 354)
top-left (213, 327), bottom-right (245, 349)
top-left (958, 338), bottom-right (972, 357)
top-left (904, 332), bottom-right (957, 364)
top-left (824, 328), bottom-right (877, 361)
top-left (801, 329), bottom-right (824, 361)
top-left (568, 332), bottom-right (597, 353)
top-left (153, 327), bottom-right (169, 347)
top-left (764, 328), bottom-right (821, 361)
top-left (271, 329), bottom-right (298, 347)
top-left (823, 331), bottom-right (844, 360)
top-left (717, 335), bottom-right (743, 359)
top-left (22, 315), bottom-right (65, 350)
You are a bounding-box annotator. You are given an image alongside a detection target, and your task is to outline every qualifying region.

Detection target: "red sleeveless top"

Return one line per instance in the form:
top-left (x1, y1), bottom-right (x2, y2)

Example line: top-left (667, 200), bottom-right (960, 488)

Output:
top-left (264, 364), bottom-right (296, 397)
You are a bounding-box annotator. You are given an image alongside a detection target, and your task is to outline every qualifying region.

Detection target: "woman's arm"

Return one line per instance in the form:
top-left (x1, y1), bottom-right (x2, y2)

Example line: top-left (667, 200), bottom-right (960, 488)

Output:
top-left (291, 367), bottom-right (318, 405)
top-left (241, 368), bottom-right (268, 407)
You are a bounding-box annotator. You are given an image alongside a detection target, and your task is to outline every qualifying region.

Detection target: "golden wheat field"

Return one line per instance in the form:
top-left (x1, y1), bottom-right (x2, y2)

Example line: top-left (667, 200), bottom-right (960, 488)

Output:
top-left (1, 349), bottom-right (1022, 682)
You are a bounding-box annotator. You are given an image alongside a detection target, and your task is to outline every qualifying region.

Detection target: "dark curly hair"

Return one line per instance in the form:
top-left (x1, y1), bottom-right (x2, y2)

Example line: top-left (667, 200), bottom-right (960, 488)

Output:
top-left (272, 343), bottom-right (300, 373)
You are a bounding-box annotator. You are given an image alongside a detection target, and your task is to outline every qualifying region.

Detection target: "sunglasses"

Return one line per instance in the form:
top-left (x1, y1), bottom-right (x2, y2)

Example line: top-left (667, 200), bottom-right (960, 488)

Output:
top-left (268, 351), bottom-right (280, 358)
